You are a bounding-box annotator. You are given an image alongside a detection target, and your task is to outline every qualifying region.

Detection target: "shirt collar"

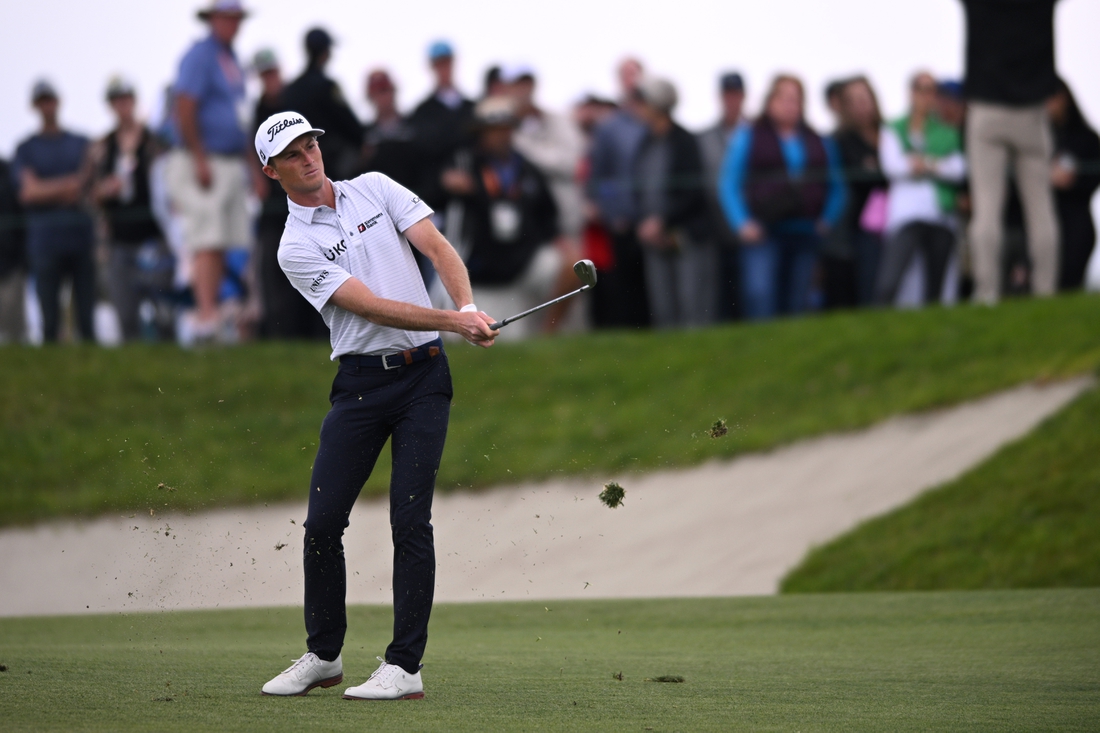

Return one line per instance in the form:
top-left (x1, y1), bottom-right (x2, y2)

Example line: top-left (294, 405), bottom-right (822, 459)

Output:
top-left (286, 179), bottom-right (346, 225)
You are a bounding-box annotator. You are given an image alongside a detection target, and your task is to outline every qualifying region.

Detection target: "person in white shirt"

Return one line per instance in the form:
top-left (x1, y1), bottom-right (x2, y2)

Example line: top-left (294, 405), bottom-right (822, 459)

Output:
top-left (254, 111), bottom-right (497, 701)
top-left (876, 72), bottom-right (967, 305)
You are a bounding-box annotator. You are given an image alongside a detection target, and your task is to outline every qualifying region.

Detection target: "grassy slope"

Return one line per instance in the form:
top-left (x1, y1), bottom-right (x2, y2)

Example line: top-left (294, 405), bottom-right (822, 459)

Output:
top-left (1, 592), bottom-right (1097, 732)
top-left (782, 382), bottom-right (1100, 593)
top-left (2, 294), bottom-right (1099, 526)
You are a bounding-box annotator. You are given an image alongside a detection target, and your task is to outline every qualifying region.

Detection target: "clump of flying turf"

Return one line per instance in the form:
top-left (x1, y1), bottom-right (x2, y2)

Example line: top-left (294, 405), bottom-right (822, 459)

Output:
top-left (707, 419), bottom-right (728, 439)
top-left (646, 675), bottom-right (685, 683)
top-left (599, 482), bottom-right (626, 508)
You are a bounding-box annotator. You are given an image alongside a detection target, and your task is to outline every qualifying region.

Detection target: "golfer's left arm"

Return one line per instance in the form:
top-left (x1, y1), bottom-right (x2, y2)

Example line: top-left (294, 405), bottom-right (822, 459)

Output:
top-left (403, 217), bottom-right (476, 311)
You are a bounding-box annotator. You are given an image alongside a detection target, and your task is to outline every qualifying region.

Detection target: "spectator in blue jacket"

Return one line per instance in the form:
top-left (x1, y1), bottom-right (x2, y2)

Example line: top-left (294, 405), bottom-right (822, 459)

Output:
top-left (719, 74), bottom-right (846, 319)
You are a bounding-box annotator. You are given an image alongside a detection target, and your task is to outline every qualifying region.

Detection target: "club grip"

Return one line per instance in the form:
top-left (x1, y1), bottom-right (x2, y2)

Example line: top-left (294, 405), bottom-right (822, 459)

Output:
top-left (489, 321), bottom-right (504, 330)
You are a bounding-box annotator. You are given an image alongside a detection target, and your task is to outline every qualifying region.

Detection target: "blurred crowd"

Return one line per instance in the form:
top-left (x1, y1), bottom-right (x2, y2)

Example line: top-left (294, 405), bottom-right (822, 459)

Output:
top-left (1, 0), bottom-right (1096, 346)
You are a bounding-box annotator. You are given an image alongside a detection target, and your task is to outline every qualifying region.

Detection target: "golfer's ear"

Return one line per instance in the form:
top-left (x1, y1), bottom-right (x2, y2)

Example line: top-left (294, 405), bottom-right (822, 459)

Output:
top-left (262, 163), bottom-right (280, 181)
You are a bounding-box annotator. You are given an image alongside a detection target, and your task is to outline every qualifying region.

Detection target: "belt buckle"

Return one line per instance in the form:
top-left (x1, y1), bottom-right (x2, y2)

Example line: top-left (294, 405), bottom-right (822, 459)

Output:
top-left (382, 353), bottom-right (401, 370)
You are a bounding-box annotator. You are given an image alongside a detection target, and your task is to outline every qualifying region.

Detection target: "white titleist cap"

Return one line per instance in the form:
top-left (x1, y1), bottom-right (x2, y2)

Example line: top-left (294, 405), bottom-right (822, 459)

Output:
top-left (254, 111), bottom-right (325, 165)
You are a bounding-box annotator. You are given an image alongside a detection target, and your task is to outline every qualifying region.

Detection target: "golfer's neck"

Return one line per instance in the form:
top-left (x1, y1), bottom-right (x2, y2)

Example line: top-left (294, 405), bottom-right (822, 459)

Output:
top-left (288, 178), bottom-right (336, 210)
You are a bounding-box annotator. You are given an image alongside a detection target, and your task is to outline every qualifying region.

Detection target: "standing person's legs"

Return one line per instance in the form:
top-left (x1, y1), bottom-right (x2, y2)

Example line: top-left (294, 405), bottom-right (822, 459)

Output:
top-left (0, 270), bottom-right (26, 343)
top-left (738, 239), bottom-right (779, 320)
top-left (967, 103), bottom-right (1011, 305)
top-left (678, 238), bottom-right (719, 326)
top-left (107, 246), bottom-right (141, 341)
top-left (609, 231), bottom-right (650, 327)
top-left (780, 231), bottom-right (821, 316)
top-left (875, 223), bottom-right (921, 305)
top-left (1057, 203), bottom-right (1096, 290)
top-left (384, 355), bottom-right (452, 674)
top-left (30, 245), bottom-right (63, 342)
top-left (641, 245), bottom-right (679, 328)
top-left (303, 365), bottom-right (394, 661)
top-left (917, 223), bottom-right (956, 305)
top-left (854, 230), bottom-right (882, 306)
top-left (70, 243), bottom-right (97, 342)
top-left (1011, 106), bottom-right (1059, 296)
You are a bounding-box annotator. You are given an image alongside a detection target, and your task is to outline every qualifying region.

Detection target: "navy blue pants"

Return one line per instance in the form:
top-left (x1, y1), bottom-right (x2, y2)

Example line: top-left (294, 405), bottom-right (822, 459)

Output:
top-left (303, 341), bottom-right (452, 675)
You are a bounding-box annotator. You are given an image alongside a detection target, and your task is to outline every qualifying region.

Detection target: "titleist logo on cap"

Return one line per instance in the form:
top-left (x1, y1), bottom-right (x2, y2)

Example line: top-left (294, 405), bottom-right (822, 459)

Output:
top-left (267, 116), bottom-right (305, 142)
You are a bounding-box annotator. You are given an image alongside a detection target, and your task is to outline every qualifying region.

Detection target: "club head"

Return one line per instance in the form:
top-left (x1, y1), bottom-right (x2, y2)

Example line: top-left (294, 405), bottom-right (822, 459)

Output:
top-left (573, 259), bottom-right (598, 288)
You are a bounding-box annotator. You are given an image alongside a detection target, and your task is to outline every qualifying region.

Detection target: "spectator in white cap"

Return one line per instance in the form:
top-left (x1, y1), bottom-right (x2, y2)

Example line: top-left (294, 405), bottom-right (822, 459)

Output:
top-left (166, 0), bottom-right (263, 342)
top-left (252, 108), bottom-right (497, 701)
top-left (631, 75), bottom-right (717, 327)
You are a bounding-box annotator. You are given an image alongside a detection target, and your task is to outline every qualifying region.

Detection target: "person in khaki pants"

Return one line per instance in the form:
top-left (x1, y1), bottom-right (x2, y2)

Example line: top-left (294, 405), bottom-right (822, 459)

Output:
top-left (960, 0), bottom-right (1062, 305)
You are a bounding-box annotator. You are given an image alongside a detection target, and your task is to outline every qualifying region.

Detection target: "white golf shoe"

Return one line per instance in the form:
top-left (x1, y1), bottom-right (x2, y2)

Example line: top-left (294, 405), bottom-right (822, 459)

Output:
top-left (342, 657), bottom-right (425, 700)
top-left (261, 652), bottom-right (343, 696)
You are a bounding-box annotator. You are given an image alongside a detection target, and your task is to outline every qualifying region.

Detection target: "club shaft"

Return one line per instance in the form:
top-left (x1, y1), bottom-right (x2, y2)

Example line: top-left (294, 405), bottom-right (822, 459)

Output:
top-left (489, 285), bottom-right (590, 330)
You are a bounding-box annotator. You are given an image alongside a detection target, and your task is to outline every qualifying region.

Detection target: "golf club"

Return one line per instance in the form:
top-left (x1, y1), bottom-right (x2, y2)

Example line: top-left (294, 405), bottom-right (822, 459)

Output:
top-left (488, 260), bottom-right (598, 330)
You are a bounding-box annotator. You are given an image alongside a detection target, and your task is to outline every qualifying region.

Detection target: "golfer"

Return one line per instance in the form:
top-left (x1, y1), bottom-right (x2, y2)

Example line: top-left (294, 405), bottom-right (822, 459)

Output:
top-left (255, 111), bottom-right (498, 700)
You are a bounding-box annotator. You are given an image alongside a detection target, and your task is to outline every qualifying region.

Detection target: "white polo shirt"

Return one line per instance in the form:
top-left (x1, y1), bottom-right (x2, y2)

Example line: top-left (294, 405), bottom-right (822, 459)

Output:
top-left (278, 172), bottom-right (436, 360)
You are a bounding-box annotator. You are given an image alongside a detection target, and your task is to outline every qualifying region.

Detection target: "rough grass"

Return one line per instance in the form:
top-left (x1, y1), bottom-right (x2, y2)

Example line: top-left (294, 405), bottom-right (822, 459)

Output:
top-left (1, 591), bottom-right (1098, 732)
top-left (2, 294), bottom-right (1099, 526)
top-left (782, 382), bottom-right (1100, 593)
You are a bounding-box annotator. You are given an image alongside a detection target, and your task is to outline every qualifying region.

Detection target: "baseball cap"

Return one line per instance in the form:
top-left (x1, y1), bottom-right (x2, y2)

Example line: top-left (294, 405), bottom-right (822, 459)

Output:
top-left (305, 28), bottom-right (334, 55)
top-left (428, 40), bottom-right (454, 61)
top-left (635, 75), bottom-right (678, 113)
top-left (500, 63), bottom-right (536, 84)
top-left (106, 75), bottom-right (136, 101)
top-left (31, 79), bottom-right (58, 103)
top-left (252, 48), bottom-right (279, 74)
top-left (254, 111), bottom-right (325, 165)
top-left (720, 72), bottom-right (745, 93)
top-left (474, 96), bottom-right (519, 127)
top-left (937, 80), bottom-right (964, 100)
top-left (367, 70), bottom-right (395, 95)
top-left (197, 0), bottom-right (248, 20)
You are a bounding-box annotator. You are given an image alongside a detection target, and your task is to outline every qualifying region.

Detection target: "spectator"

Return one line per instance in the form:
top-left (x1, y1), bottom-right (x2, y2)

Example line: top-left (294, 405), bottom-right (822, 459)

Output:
top-left (719, 74), bottom-right (846, 319)
top-left (482, 66), bottom-right (506, 100)
top-left (92, 76), bottom-right (172, 341)
top-left (1047, 78), bottom-right (1100, 291)
top-left (585, 57), bottom-right (650, 327)
top-left (960, 0), bottom-right (1061, 304)
top-left (251, 50), bottom-right (326, 340)
top-left (936, 80), bottom-right (967, 130)
top-left (833, 76), bottom-right (888, 306)
top-left (361, 70), bottom-right (422, 190)
top-left (506, 64), bottom-right (586, 238)
top-left (280, 28), bottom-right (363, 181)
top-left (824, 78), bottom-right (851, 132)
top-left (409, 40), bottom-right (476, 214)
top-left (440, 96), bottom-right (561, 340)
top-left (167, 0), bottom-right (258, 342)
top-left (0, 155), bottom-right (26, 344)
top-left (697, 72), bottom-right (747, 320)
top-left (632, 75), bottom-right (716, 327)
top-left (13, 80), bottom-right (96, 343)
top-left (875, 72), bottom-right (966, 306)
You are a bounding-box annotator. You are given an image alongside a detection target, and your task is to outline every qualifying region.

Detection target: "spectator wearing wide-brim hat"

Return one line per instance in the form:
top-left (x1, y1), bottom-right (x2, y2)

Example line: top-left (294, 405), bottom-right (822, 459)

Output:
top-left (166, 0), bottom-right (259, 342)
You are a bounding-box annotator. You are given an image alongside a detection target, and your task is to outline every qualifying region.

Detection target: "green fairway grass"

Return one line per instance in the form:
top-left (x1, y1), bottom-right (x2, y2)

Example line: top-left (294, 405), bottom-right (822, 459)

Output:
top-left (3, 294), bottom-right (1099, 526)
top-left (0, 591), bottom-right (1097, 732)
top-left (782, 380), bottom-right (1100, 593)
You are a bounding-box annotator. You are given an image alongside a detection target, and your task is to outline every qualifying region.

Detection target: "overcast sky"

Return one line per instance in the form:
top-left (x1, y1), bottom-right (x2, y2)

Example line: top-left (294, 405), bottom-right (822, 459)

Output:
top-left (3, 0), bottom-right (1099, 157)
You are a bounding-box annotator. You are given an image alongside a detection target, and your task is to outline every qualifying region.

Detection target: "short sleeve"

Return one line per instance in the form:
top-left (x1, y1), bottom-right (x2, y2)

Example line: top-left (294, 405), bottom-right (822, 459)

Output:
top-left (277, 240), bottom-right (353, 312)
top-left (364, 173), bottom-right (434, 232)
top-left (174, 44), bottom-right (208, 99)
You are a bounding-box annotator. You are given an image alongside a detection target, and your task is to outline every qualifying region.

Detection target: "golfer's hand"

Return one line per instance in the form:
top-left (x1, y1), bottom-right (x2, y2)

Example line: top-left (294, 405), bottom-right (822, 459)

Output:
top-left (739, 221), bottom-right (763, 244)
top-left (454, 310), bottom-right (498, 348)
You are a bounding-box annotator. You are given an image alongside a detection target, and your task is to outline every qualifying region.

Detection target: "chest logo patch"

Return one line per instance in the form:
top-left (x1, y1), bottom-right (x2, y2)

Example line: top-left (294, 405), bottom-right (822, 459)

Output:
top-left (357, 213), bottom-right (384, 233)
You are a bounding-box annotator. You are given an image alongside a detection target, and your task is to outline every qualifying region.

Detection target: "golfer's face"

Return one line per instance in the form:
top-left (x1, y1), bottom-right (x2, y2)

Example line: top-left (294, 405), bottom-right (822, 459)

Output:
top-left (271, 135), bottom-right (325, 193)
